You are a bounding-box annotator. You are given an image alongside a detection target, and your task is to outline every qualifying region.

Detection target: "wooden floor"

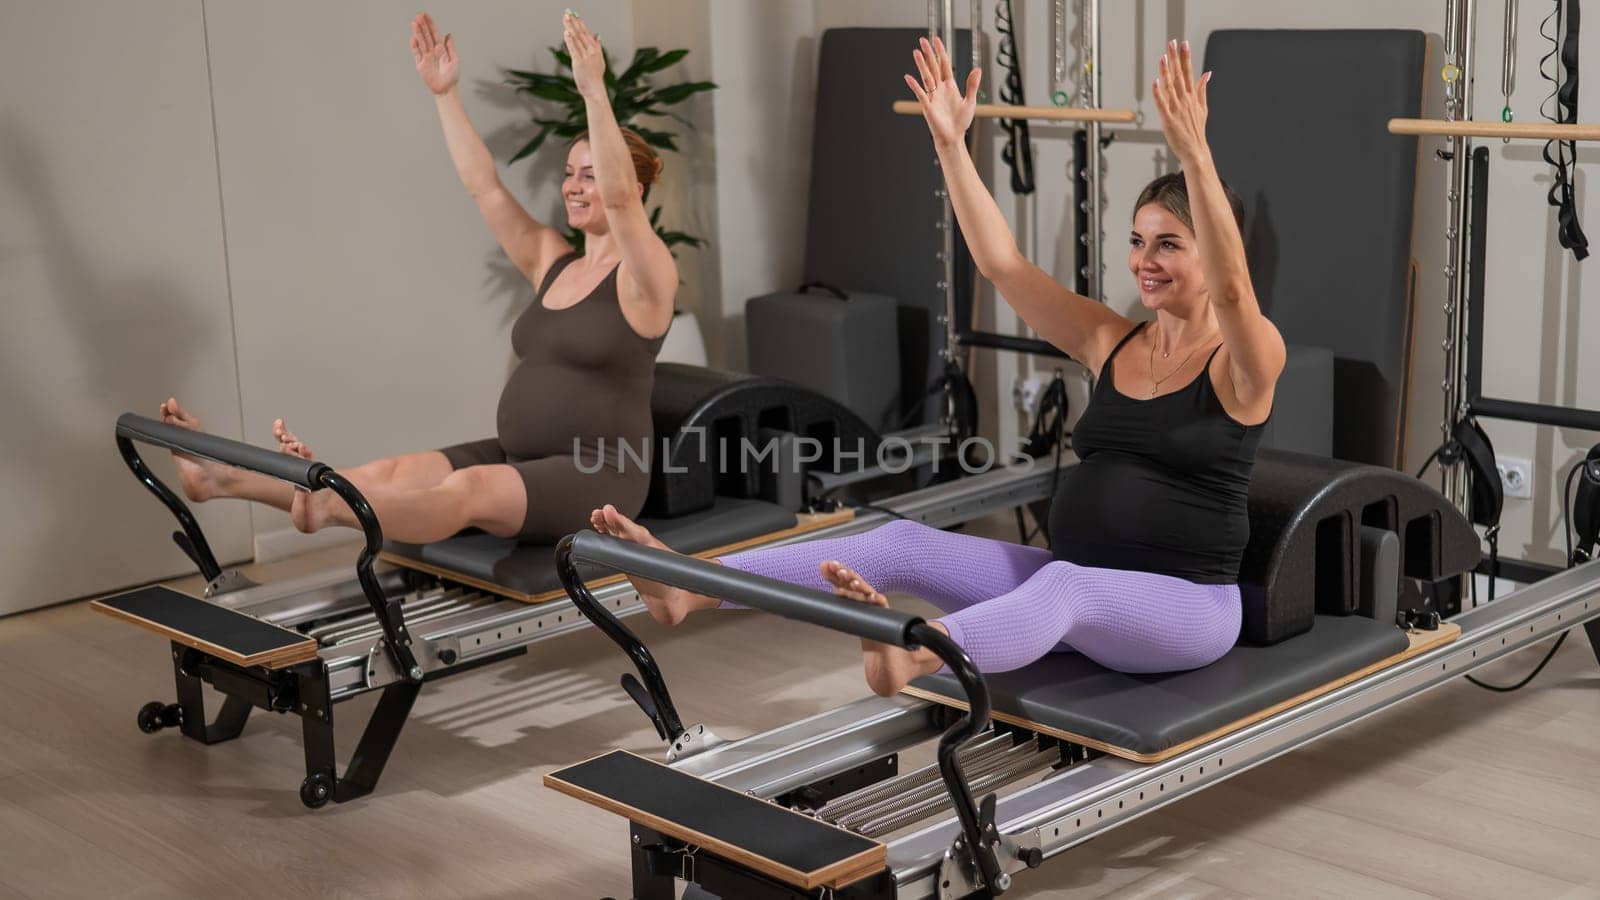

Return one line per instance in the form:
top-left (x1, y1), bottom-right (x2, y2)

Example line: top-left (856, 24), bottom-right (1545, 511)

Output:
top-left (4, 521), bottom-right (1599, 899)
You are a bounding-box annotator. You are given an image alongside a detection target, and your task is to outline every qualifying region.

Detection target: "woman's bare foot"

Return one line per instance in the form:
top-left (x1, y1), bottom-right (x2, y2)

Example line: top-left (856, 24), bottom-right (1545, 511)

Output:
top-left (590, 504), bottom-right (720, 626)
top-left (274, 418), bottom-right (336, 533)
top-left (821, 561), bottom-right (944, 696)
top-left (159, 398), bottom-right (235, 502)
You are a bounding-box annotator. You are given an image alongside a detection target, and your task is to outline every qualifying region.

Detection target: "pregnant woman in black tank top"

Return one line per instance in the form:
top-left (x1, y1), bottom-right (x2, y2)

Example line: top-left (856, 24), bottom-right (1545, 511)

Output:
top-left (154, 11), bottom-right (675, 545)
top-left (590, 40), bottom-right (1290, 698)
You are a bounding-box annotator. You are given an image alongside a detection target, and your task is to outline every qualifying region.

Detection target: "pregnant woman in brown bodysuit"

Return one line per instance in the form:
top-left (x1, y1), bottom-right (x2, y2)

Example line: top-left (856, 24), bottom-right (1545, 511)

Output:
top-left (156, 11), bottom-right (676, 545)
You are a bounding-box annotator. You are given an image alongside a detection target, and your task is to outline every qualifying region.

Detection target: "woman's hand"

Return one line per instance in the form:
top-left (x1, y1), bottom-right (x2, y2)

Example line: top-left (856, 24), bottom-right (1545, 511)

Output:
top-left (564, 11), bottom-right (607, 101)
top-left (410, 13), bottom-right (459, 95)
top-left (904, 35), bottom-right (981, 150)
top-left (1152, 40), bottom-right (1212, 166)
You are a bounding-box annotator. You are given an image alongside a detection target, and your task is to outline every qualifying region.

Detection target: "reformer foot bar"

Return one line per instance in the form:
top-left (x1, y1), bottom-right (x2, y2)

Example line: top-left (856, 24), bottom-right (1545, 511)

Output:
top-left (550, 455), bottom-right (1600, 899)
top-left (96, 412), bottom-right (1056, 807)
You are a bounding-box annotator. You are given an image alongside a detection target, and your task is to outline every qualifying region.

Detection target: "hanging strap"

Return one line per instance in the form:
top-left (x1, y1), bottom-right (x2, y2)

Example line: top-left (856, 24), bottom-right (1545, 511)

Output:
top-left (996, 0), bottom-right (1036, 194)
top-left (1543, 0), bottom-right (1589, 260)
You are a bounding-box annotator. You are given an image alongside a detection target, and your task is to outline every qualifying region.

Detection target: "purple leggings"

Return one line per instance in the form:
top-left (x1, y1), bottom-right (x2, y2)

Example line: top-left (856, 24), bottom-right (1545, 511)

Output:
top-left (719, 519), bottom-right (1240, 675)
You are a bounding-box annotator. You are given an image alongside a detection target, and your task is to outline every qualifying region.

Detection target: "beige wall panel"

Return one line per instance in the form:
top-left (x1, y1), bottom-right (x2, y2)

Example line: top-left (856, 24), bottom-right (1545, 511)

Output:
top-left (0, 0), bottom-right (251, 612)
top-left (706, 0), bottom-right (819, 371)
top-left (204, 0), bottom-right (630, 551)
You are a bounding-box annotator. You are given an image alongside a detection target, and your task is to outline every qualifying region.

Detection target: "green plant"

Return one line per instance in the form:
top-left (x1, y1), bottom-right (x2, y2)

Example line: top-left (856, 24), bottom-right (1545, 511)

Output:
top-left (505, 45), bottom-right (715, 254)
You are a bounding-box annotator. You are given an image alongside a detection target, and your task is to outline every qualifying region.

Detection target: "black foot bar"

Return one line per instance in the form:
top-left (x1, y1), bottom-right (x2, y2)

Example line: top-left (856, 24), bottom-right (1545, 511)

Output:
top-left (555, 536), bottom-right (686, 743)
top-left (557, 530), bottom-right (1009, 895)
top-left (115, 413), bottom-right (420, 681)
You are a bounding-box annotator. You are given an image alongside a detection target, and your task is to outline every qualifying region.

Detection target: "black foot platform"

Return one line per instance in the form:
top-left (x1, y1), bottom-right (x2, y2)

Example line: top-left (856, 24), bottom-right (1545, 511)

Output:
top-left (92, 585), bottom-right (317, 668)
top-left (546, 750), bottom-right (886, 891)
top-left (93, 586), bottom-right (418, 809)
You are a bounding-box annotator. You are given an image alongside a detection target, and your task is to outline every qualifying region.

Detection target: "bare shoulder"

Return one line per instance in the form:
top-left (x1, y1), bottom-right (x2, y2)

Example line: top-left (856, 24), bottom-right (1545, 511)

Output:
top-left (1209, 343), bottom-right (1276, 427)
top-left (615, 256), bottom-right (677, 340)
top-left (1077, 316), bottom-right (1143, 375)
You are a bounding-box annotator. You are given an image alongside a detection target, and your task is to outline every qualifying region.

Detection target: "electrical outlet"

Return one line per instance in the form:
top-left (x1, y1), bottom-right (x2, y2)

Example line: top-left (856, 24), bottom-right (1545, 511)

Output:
top-left (1013, 374), bottom-right (1049, 417)
top-left (1496, 456), bottom-right (1532, 500)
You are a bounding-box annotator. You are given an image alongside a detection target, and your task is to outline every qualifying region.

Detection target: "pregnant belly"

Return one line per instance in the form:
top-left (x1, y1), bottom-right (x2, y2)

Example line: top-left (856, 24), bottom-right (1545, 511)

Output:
top-left (495, 363), bottom-right (652, 460)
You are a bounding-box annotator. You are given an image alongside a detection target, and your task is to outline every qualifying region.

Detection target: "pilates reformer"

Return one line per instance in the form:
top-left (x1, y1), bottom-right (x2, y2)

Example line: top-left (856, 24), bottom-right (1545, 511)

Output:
top-left (93, 364), bottom-right (1059, 808)
top-left (548, 450), bottom-right (1600, 900)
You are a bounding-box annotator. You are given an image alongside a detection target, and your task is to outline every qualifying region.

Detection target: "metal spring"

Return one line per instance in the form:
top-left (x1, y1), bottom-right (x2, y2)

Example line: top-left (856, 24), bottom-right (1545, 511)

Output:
top-left (815, 732), bottom-right (1013, 821)
top-left (851, 741), bottom-right (1056, 837)
top-left (833, 738), bottom-right (1042, 832)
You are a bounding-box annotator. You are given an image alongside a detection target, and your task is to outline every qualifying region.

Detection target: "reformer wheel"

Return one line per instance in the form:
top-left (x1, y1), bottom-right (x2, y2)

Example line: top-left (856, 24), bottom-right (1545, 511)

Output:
top-left (137, 701), bottom-right (181, 733)
top-left (136, 701), bottom-right (166, 733)
top-left (300, 772), bottom-right (334, 809)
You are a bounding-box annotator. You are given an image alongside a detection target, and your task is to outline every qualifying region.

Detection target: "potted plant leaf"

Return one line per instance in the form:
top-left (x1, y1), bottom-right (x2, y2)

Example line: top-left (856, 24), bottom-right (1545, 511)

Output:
top-left (504, 44), bottom-right (716, 254)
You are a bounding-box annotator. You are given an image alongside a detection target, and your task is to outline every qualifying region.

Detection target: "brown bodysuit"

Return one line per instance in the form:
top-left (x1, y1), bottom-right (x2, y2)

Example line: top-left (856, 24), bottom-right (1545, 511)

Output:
top-left (439, 252), bottom-right (664, 542)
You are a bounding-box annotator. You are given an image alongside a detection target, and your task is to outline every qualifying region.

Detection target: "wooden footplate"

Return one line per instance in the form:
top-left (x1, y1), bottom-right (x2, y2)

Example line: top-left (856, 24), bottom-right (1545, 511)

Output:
top-left (92, 585), bottom-right (318, 669)
top-left (545, 750), bottom-right (886, 890)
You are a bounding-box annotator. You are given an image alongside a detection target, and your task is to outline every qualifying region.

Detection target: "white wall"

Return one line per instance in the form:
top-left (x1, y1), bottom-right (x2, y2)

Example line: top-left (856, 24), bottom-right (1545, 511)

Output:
top-left (704, 0), bottom-right (822, 371)
top-left (0, 1), bottom-right (252, 613)
top-left (1, 1), bottom-right (630, 610)
top-left (631, 0), bottom-right (720, 361)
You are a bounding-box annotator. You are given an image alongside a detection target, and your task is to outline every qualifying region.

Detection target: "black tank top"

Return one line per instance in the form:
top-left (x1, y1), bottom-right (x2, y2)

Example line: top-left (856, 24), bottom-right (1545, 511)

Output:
top-left (496, 253), bottom-right (664, 461)
top-left (1048, 322), bottom-right (1265, 584)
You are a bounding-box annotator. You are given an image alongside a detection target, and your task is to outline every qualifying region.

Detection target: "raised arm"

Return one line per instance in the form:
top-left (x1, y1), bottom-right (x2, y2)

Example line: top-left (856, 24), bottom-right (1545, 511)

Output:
top-left (906, 36), bottom-right (1130, 368)
top-left (412, 13), bottom-right (570, 287)
top-left (563, 13), bottom-right (676, 339)
top-left (1153, 41), bottom-right (1284, 416)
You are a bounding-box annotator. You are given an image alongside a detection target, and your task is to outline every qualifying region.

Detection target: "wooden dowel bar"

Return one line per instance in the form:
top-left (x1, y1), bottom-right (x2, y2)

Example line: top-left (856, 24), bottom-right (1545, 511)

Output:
top-left (1388, 117), bottom-right (1600, 141)
top-left (892, 100), bottom-right (1136, 123)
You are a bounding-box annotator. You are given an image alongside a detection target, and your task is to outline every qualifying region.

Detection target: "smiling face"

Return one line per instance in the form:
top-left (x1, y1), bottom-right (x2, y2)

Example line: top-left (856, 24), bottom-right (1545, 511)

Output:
top-left (1128, 202), bottom-right (1206, 313)
top-left (562, 140), bottom-right (605, 235)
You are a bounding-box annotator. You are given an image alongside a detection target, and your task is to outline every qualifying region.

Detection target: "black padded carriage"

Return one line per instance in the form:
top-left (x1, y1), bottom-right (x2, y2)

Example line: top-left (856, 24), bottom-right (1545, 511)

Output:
top-left (383, 497), bottom-right (803, 601)
top-left (909, 615), bottom-right (1454, 761)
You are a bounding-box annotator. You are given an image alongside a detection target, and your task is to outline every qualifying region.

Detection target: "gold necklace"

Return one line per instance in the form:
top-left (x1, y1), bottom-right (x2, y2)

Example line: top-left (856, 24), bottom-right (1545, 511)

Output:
top-left (1147, 324), bottom-right (1217, 398)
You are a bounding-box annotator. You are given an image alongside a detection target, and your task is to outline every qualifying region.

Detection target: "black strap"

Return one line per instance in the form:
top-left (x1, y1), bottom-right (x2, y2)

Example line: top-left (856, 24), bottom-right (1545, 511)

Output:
top-left (1543, 0), bottom-right (1589, 260)
top-left (995, 0), bottom-right (1036, 195)
top-left (1452, 416), bottom-right (1505, 529)
top-left (1573, 446), bottom-right (1600, 561)
top-left (797, 282), bottom-right (849, 300)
